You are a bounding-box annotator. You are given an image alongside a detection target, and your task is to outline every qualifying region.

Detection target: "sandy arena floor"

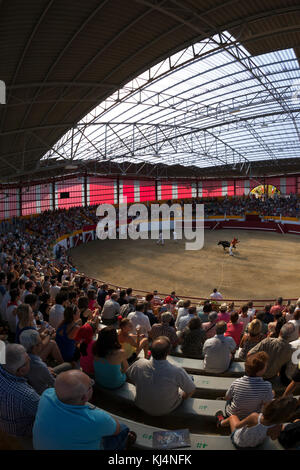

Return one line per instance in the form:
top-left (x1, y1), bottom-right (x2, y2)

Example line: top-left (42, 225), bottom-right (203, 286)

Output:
top-left (70, 229), bottom-right (300, 302)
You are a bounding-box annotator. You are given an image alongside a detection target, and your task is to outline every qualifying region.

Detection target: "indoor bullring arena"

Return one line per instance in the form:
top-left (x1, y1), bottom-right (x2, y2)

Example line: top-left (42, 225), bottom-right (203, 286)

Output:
top-left (1, 0), bottom-right (300, 457)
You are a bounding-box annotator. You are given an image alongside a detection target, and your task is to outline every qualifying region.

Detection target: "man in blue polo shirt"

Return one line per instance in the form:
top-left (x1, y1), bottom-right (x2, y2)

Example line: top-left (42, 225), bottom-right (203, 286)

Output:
top-left (33, 370), bottom-right (134, 450)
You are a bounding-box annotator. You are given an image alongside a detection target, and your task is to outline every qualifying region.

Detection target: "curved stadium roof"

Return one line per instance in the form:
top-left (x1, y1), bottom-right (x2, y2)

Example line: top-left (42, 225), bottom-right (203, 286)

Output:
top-left (1, 0), bottom-right (300, 181)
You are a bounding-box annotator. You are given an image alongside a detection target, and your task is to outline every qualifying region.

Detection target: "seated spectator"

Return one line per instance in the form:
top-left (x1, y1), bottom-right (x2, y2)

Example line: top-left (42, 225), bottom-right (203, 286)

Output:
top-left (284, 304), bottom-right (296, 322)
top-left (249, 311), bottom-right (268, 336)
top-left (49, 279), bottom-right (61, 302)
top-left (144, 294), bottom-right (158, 326)
top-left (15, 304), bottom-right (36, 343)
top-left (269, 316), bottom-right (287, 339)
top-left (19, 329), bottom-right (71, 395)
top-left (164, 291), bottom-right (178, 305)
top-left (203, 311), bottom-right (219, 339)
top-left (33, 370), bottom-right (136, 450)
top-left (87, 289), bottom-right (100, 312)
top-left (76, 322), bottom-right (96, 375)
top-left (39, 292), bottom-right (51, 322)
top-left (177, 306), bottom-right (197, 332)
top-left (6, 288), bottom-right (21, 334)
top-left (151, 290), bottom-right (162, 307)
top-left (117, 290), bottom-right (128, 307)
top-left (49, 292), bottom-right (68, 330)
top-left (287, 309), bottom-right (300, 343)
top-left (0, 344), bottom-right (40, 437)
top-left (270, 297), bottom-right (284, 316)
top-left (149, 312), bottom-right (178, 348)
top-left (283, 355), bottom-right (300, 397)
top-left (221, 352), bottom-right (273, 419)
top-left (198, 302), bottom-right (212, 323)
top-left (120, 296), bottom-right (137, 318)
top-left (179, 316), bottom-right (206, 358)
top-left (127, 301), bottom-right (151, 337)
top-left (248, 323), bottom-right (294, 382)
top-left (97, 284), bottom-right (108, 309)
top-left (239, 304), bottom-right (252, 333)
top-left (93, 326), bottom-right (128, 389)
top-left (101, 293), bottom-right (120, 326)
top-left (268, 311), bottom-right (284, 337)
top-left (175, 299), bottom-right (191, 328)
top-left (15, 303), bottom-right (62, 363)
top-left (263, 304), bottom-right (274, 324)
top-left (118, 318), bottom-right (149, 363)
top-left (126, 336), bottom-right (195, 416)
top-left (203, 321), bottom-right (236, 374)
top-left (78, 295), bottom-right (94, 326)
top-left (238, 319), bottom-right (265, 361)
top-left (224, 312), bottom-right (244, 347)
top-left (55, 305), bottom-right (82, 363)
top-left (247, 301), bottom-right (256, 318)
top-left (124, 287), bottom-right (133, 302)
top-left (217, 303), bottom-right (230, 323)
top-left (21, 280), bottom-right (35, 302)
top-left (216, 396), bottom-right (299, 449)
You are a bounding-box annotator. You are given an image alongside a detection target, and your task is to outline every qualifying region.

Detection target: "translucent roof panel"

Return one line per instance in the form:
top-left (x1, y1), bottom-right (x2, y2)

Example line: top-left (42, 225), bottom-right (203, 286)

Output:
top-left (43, 31), bottom-right (300, 169)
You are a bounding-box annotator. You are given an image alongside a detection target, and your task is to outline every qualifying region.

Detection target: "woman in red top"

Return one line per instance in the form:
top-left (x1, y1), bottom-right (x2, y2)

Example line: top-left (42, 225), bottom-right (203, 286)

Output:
top-left (224, 311), bottom-right (244, 347)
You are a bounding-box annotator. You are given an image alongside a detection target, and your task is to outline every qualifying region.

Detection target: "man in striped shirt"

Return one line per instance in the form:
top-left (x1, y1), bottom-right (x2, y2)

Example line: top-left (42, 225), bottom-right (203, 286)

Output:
top-left (222, 352), bottom-right (274, 421)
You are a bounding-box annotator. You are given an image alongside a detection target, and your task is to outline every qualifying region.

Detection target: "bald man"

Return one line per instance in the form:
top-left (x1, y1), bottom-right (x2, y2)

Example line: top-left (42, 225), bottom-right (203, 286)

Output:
top-left (126, 336), bottom-right (195, 416)
top-left (33, 370), bottom-right (135, 450)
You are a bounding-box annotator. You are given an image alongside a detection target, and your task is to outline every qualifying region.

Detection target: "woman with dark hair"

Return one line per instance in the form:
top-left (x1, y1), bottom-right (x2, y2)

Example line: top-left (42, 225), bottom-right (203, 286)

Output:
top-left (78, 296), bottom-right (93, 326)
top-left (76, 322), bottom-right (96, 375)
top-left (93, 326), bottom-right (128, 389)
top-left (179, 316), bottom-right (206, 358)
top-left (263, 304), bottom-right (273, 324)
top-left (55, 305), bottom-right (82, 363)
top-left (224, 312), bottom-right (244, 347)
top-left (267, 312), bottom-right (286, 338)
top-left (118, 290), bottom-right (128, 307)
top-left (144, 295), bottom-right (157, 326)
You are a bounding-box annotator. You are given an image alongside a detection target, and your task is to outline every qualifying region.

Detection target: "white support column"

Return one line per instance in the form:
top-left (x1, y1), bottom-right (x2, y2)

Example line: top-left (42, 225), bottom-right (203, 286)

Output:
top-left (157, 181), bottom-right (162, 200)
top-left (54, 182), bottom-right (58, 209)
top-left (114, 179), bottom-right (118, 204)
top-left (280, 177), bottom-right (286, 195)
top-left (244, 180), bottom-right (250, 196)
top-left (86, 177), bottom-right (90, 206)
top-left (191, 182), bottom-right (197, 198)
top-left (222, 180), bottom-right (228, 196)
top-left (198, 181), bottom-right (203, 198)
top-left (134, 180), bottom-right (140, 202)
top-left (4, 191), bottom-right (9, 219)
top-left (81, 177), bottom-right (85, 207)
top-left (172, 181), bottom-right (178, 199)
top-left (16, 188), bottom-right (21, 217)
top-left (119, 179), bottom-right (124, 204)
top-left (36, 185), bottom-right (41, 214)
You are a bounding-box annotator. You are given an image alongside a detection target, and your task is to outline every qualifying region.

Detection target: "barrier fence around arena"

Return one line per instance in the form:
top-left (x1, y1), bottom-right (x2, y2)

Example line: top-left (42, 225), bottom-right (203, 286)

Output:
top-left (50, 212), bottom-right (300, 309)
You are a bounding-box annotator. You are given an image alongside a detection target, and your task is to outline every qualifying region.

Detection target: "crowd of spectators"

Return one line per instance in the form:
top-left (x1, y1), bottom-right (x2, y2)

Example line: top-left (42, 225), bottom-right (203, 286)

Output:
top-left (8, 192), bottom-right (300, 246)
top-left (1, 197), bottom-right (300, 450)
top-left (201, 193), bottom-right (300, 218)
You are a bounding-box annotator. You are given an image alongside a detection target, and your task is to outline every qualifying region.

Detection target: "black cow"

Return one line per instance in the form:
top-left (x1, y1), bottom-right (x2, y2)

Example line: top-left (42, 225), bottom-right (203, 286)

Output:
top-left (218, 240), bottom-right (230, 251)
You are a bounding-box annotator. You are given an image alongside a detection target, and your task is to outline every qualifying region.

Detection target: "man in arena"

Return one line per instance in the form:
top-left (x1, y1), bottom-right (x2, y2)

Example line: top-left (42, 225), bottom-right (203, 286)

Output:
top-left (231, 237), bottom-right (239, 249)
top-left (156, 232), bottom-right (164, 246)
